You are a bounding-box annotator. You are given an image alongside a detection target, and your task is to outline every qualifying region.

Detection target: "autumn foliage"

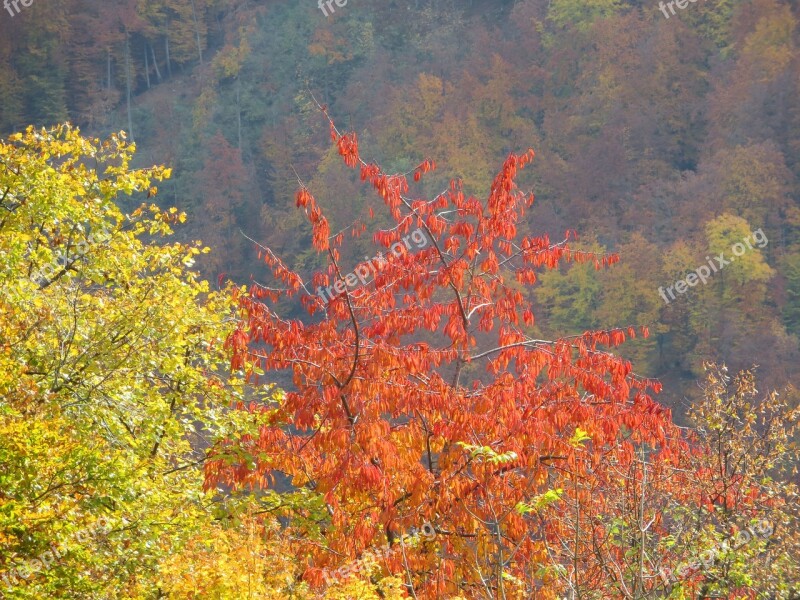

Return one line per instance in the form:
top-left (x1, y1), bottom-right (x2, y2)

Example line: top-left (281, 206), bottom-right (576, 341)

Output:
top-left (0, 121), bottom-right (794, 600)
top-left (207, 108), bottom-right (698, 598)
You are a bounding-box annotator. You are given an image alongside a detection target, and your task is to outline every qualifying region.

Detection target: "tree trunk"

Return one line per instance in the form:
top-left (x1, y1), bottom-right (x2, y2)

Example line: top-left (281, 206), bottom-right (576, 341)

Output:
top-left (164, 24), bottom-right (172, 77)
top-left (144, 43), bottom-right (150, 89)
top-left (124, 32), bottom-right (134, 142)
top-left (236, 76), bottom-right (242, 151)
top-left (150, 43), bottom-right (162, 82)
top-left (107, 48), bottom-right (112, 90)
top-left (189, 0), bottom-right (203, 66)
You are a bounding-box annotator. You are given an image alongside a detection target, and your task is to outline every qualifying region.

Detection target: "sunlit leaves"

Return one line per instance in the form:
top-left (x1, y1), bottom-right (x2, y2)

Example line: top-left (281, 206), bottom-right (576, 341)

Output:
top-left (515, 489), bottom-right (564, 516)
top-left (0, 125), bottom-right (290, 597)
top-left (212, 107), bottom-right (682, 598)
top-left (547, 0), bottom-right (623, 31)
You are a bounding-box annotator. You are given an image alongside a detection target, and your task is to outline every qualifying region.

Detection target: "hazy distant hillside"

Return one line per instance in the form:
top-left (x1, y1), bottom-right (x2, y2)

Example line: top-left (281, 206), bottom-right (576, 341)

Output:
top-left (2, 0), bottom-right (799, 406)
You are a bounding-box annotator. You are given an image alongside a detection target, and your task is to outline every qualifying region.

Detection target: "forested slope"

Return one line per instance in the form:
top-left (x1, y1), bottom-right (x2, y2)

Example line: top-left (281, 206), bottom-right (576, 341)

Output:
top-left (1, 1), bottom-right (799, 598)
top-left (2, 0), bottom-right (799, 402)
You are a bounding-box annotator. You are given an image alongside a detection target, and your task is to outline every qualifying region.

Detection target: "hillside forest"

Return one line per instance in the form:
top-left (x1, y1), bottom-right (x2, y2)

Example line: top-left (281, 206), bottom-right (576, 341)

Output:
top-left (0, 0), bottom-right (799, 598)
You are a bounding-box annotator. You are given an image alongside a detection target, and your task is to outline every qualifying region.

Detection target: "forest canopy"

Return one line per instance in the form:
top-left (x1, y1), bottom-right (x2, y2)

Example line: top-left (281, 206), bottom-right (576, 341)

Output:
top-left (1, 0), bottom-right (799, 598)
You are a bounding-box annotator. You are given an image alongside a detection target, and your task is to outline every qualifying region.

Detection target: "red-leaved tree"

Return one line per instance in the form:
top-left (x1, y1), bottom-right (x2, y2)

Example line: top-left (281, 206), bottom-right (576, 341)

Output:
top-left (206, 105), bottom-right (691, 598)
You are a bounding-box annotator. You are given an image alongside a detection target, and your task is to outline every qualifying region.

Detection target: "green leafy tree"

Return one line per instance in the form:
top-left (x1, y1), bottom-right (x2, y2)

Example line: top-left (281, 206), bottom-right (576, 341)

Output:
top-left (534, 239), bottom-right (606, 335)
top-left (0, 125), bottom-right (283, 598)
top-left (547, 0), bottom-right (623, 31)
top-left (780, 251), bottom-right (800, 335)
top-left (704, 213), bottom-right (773, 293)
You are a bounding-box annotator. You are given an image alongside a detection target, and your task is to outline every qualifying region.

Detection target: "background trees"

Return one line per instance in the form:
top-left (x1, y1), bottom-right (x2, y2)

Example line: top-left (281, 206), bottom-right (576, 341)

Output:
top-left (1, 0), bottom-right (799, 597)
top-left (2, 0), bottom-right (798, 407)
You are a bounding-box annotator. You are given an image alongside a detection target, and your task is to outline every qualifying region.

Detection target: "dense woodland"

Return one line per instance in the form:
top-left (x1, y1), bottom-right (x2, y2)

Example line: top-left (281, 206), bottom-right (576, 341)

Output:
top-left (2, 0), bottom-right (800, 400)
top-left (1, 0), bottom-right (799, 598)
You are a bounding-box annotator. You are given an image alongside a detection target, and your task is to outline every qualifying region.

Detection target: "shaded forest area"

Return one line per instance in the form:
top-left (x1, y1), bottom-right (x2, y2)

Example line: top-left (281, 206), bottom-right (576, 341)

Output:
top-left (2, 0), bottom-right (799, 404)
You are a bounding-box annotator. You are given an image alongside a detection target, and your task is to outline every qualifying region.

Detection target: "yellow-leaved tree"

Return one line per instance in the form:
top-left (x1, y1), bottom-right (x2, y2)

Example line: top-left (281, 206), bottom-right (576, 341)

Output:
top-left (0, 124), bottom-right (416, 599)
